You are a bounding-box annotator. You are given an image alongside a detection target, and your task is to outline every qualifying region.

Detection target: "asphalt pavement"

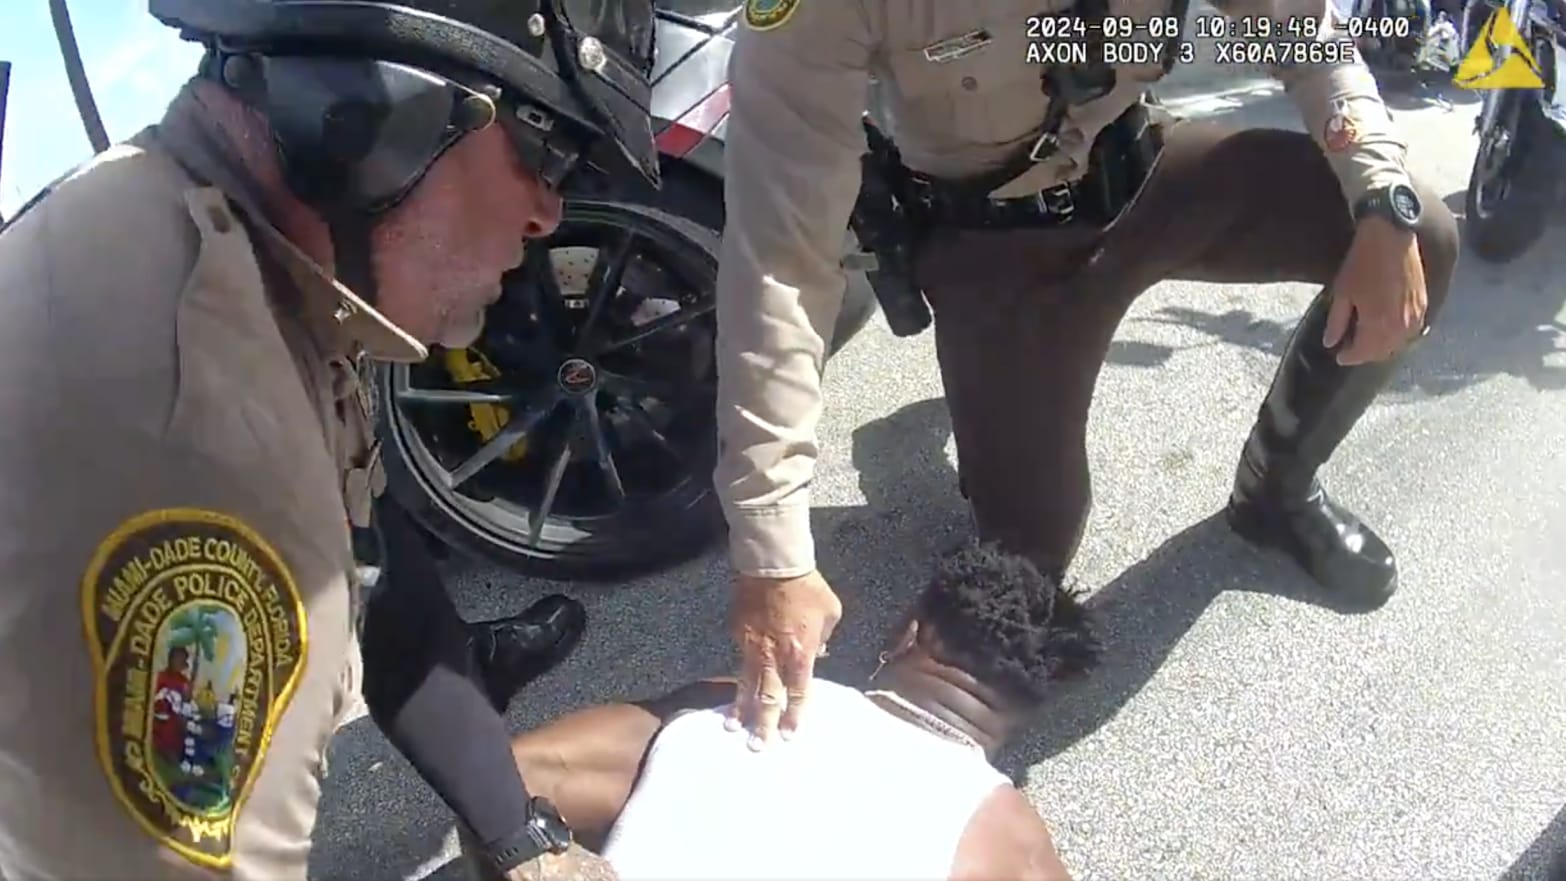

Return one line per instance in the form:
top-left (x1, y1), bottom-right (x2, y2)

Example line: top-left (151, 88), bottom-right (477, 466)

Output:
top-left (308, 64), bottom-right (1566, 881)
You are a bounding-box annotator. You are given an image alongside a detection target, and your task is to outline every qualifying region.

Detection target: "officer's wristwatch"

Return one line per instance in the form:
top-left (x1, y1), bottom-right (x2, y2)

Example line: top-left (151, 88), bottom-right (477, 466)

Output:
top-left (1353, 180), bottom-right (1422, 231)
top-left (486, 797), bottom-right (573, 874)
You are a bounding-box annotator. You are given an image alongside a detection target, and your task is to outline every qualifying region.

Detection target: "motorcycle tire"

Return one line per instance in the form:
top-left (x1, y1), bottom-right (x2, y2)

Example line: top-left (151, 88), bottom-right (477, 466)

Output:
top-left (1466, 98), bottom-right (1560, 263)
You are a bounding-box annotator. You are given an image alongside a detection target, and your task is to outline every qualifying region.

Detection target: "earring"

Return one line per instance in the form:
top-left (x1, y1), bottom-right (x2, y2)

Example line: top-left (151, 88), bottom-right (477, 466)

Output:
top-left (869, 650), bottom-right (893, 681)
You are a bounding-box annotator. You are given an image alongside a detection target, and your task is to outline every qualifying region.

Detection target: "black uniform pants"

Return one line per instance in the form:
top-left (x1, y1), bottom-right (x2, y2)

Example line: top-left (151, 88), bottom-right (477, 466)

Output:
top-left (358, 496), bottom-right (534, 857)
top-left (915, 120), bottom-right (1460, 578)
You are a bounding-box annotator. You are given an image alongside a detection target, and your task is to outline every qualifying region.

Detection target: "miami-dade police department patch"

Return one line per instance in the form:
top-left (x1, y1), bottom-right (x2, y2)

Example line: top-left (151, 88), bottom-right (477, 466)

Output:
top-left (80, 509), bottom-right (308, 869)
top-left (744, 0), bottom-right (799, 31)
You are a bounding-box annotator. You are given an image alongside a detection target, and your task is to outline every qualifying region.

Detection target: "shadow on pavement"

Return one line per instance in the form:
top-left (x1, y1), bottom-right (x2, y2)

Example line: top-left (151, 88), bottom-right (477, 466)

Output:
top-left (821, 396), bottom-right (1387, 768)
top-left (1500, 803), bottom-right (1566, 881)
top-left (994, 506), bottom-right (1379, 780)
top-left (1117, 81), bottom-right (1566, 398)
top-left (1107, 188), bottom-right (1566, 397)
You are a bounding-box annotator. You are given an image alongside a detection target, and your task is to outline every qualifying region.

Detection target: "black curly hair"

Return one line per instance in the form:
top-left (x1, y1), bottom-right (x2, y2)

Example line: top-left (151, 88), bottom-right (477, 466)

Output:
top-left (911, 541), bottom-right (1101, 707)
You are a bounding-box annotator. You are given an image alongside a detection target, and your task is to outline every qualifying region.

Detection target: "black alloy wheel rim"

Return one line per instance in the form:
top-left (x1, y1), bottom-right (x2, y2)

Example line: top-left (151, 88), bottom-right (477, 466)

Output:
top-left (385, 201), bottom-right (719, 550)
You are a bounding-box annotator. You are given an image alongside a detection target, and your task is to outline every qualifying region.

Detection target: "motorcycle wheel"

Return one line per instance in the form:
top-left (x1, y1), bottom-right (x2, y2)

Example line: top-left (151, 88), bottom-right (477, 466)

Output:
top-left (377, 171), bottom-right (730, 582)
top-left (1465, 91), bottom-right (1560, 263)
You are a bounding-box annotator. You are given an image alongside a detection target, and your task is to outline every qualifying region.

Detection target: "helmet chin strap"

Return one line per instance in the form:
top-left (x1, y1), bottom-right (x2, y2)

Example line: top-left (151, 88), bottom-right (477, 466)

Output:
top-left (326, 207), bottom-right (380, 309)
top-left (209, 51), bottom-right (475, 314)
top-left (181, 81), bottom-right (387, 327)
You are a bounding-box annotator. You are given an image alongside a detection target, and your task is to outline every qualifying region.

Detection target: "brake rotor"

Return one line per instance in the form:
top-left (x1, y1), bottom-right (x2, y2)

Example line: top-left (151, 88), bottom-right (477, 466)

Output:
top-left (556, 244), bottom-right (685, 327)
top-left (553, 246), bottom-right (596, 306)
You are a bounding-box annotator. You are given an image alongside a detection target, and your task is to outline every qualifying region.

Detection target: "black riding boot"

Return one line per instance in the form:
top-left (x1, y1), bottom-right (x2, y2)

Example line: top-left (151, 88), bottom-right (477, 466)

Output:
top-left (1226, 289), bottom-right (1411, 609)
top-left (467, 596), bottom-right (587, 712)
top-left (362, 495), bottom-right (587, 716)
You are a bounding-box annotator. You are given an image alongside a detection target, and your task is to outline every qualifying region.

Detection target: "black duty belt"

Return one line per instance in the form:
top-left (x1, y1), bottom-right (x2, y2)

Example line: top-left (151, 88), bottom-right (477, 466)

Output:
top-left (905, 173), bottom-right (1083, 230)
top-left (903, 99), bottom-right (1165, 232)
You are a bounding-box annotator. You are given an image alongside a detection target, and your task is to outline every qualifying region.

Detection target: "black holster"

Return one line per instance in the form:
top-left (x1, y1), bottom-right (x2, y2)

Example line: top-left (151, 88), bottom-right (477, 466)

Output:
top-left (1081, 99), bottom-right (1166, 220)
top-left (850, 118), bottom-right (933, 338)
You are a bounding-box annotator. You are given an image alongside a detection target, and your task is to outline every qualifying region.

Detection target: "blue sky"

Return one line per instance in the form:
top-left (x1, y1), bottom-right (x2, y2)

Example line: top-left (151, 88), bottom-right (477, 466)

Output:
top-left (1, 0), bottom-right (202, 218)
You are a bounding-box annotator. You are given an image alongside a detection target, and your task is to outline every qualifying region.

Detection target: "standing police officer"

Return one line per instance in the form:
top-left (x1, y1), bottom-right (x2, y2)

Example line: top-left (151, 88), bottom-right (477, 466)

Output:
top-left (717, 0), bottom-right (1459, 744)
top-left (0, 1), bottom-right (655, 878)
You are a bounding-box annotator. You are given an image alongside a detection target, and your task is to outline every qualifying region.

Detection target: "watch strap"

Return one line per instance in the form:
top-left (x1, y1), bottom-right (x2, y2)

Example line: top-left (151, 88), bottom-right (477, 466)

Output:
top-left (1352, 186), bottom-right (1388, 221)
top-left (1353, 181), bottom-right (1418, 227)
top-left (484, 798), bottom-right (573, 874)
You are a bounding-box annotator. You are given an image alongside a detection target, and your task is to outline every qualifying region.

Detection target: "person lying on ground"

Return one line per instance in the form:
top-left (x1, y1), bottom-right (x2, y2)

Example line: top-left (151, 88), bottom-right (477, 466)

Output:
top-left (484, 542), bottom-right (1102, 881)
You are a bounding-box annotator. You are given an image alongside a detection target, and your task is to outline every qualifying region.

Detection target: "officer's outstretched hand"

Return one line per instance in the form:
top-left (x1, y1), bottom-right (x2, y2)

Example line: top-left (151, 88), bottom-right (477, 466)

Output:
top-left (1323, 216), bottom-right (1428, 366)
top-left (726, 570), bottom-right (842, 751)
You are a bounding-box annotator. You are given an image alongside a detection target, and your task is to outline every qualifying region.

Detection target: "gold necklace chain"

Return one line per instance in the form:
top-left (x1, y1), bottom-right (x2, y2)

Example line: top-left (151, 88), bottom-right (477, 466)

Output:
top-left (863, 689), bottom-right (984, 754)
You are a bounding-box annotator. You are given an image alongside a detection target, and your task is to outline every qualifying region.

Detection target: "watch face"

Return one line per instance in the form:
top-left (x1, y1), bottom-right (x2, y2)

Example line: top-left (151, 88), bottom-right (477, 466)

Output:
top-left (1391, 184), bottom-right (1421, 223)
top-left (530, 800), bottom-right (573, 852)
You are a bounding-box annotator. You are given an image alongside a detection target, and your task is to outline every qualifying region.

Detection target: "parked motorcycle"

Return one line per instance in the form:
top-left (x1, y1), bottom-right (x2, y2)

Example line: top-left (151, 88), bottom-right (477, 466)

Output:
top-left (375, 1), bottom-right (881, 581)
top-left (1348, 0), bottom-right (1467, 74)
top-left (1461, 0), bottom-right (1566, 262)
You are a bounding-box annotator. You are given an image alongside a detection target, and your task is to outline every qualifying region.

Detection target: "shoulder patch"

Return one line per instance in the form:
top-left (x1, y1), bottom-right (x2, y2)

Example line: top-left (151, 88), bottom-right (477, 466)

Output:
top-left (1322, 101), bottom-right (1361, 152)
top-left (744, 0), bottom-right (799, 31)
top-left (80, 509), bottom-right (309, 869)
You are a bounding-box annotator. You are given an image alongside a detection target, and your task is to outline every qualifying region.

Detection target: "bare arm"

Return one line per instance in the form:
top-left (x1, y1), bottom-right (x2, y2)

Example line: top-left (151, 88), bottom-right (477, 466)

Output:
top-left (506, 679), bottom-right (736, 848)
top-left (951, 786), bottom-right (1074, 881)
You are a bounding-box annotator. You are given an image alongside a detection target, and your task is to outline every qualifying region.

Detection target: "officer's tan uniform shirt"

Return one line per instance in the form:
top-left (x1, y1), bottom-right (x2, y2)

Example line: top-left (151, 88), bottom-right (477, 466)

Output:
top-left (0, 85), bottom-right (423, 880)
top-left (716, 0), bottom-right (1410, 576)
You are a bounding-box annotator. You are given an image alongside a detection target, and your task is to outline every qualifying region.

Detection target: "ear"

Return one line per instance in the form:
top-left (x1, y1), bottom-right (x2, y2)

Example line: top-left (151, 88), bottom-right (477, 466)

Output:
top-left (895, 619), bottom-right (924, 660)
top-left (1041, 586), bottom-right (1101, 680)
top-left (881, 611), bottom-right (921, 657)
top-left (871, 618), bottom-right (922, 681)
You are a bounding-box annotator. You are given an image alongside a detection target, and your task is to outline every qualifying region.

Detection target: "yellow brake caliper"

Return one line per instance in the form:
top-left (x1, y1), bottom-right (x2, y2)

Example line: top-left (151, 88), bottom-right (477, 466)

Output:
top-left (443, 348), bottom-right (528, 462)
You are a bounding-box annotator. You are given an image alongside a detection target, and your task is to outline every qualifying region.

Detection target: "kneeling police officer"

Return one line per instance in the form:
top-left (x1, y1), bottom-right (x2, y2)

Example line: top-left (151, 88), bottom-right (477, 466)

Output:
top-left (716, 0), bottom-right (1460, 745)
top-left (0, 0), bottom-right (657, 878)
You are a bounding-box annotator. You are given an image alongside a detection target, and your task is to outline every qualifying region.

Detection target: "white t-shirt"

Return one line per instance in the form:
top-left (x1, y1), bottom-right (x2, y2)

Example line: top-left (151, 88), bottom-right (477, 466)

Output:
top-left (602, 679), bottom-right (1010, 881)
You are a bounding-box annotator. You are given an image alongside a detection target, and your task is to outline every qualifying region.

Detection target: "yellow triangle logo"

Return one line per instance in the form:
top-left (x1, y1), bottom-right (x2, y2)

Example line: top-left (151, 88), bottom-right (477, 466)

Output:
top-left (1453, 8), bottom-right (1546, 89)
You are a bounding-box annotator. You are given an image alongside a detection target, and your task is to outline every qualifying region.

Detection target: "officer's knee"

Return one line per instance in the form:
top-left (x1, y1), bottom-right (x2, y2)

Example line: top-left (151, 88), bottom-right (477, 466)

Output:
top-left (1411, 177), bottom-right (1459, 323)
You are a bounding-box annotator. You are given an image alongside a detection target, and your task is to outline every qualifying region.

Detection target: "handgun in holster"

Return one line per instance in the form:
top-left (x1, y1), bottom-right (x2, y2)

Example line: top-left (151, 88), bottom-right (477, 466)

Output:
top-left (848, 117), bottom-right (934, 338)
top-left (1037, 0), bottom-right (1180, 219)
top-left (1081, 100), bottom-right (1166, 218)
